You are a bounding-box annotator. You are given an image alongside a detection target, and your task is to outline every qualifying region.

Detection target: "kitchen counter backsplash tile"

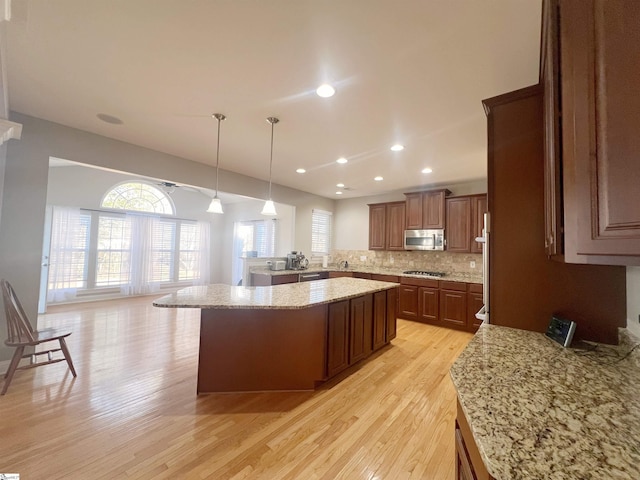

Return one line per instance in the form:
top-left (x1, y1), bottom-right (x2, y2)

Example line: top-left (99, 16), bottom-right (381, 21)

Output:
top-left (331, 249), bottom-right (482, 277)
top-left (450, 324), bottom-right (640, 480)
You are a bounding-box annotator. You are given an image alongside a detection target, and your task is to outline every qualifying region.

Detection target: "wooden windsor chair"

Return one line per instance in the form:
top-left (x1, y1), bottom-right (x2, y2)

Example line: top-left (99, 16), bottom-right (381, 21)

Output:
top-left (1, 279), bottom-right (77, 395)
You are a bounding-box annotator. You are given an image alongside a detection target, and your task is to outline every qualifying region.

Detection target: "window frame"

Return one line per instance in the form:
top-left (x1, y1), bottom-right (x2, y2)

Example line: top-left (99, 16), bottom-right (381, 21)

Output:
top-left (311, 209), bottom-right (333, 257)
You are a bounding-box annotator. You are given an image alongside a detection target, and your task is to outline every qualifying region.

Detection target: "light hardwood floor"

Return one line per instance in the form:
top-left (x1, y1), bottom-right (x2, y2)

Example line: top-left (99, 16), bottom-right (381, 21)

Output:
top-left (0, 296), bottom-right (473, 479)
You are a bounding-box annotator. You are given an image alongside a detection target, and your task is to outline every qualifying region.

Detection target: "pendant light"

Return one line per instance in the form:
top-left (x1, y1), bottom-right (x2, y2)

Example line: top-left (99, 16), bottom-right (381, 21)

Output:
top-left (261, 116), bottom-right (279, 216)
top-left (207, 113), bottom-right (226, 214)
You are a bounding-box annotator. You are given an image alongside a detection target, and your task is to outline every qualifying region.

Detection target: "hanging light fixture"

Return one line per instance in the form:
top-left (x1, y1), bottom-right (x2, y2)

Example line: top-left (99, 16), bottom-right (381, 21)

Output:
top-left (207, 113), bottom-right (226, 214)
top-left (261, 116), bottom-right (279, 216)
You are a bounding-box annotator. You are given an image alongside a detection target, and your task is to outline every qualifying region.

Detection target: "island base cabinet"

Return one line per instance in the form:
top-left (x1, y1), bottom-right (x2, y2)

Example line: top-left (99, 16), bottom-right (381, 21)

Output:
top-left (198, 306), bottom-right (327, 393)
top-left (350, 294), bottom-right (373, 364)
top-left (327, 300), bottom-right (350, 378)
top-left (373, 291), bottom-right (387, 351)
top-left (386, 287), bottom-right (398, 341)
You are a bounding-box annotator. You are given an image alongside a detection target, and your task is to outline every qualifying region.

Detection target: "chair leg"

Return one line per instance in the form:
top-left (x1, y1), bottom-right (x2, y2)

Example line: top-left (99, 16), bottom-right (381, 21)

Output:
top-left (2, 346), bottom-right (25, 395)
top-left (59, 337), bottom-right (77, 377)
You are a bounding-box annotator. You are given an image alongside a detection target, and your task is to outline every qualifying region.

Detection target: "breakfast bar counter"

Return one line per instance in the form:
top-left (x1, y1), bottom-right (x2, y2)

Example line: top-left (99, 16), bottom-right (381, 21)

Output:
top-left (154, 278), bottom-right (399, 393)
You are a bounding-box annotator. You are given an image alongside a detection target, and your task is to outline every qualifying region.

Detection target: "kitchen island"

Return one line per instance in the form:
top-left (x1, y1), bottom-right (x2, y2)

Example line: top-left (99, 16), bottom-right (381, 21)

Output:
top-left (154, 277), bottom-right (398, 393)
top-left (450, 324), bottom-right (640, 479)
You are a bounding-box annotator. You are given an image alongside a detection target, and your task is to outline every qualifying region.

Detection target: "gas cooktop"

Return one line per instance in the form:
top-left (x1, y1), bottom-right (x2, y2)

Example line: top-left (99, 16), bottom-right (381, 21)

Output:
top-left (403, 270), bottom-right (446, 278)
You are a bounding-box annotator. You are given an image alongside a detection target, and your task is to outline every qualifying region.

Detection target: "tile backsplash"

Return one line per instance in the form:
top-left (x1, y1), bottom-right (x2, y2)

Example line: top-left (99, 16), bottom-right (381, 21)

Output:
top-left (330, 249), bottom-right (482, 276)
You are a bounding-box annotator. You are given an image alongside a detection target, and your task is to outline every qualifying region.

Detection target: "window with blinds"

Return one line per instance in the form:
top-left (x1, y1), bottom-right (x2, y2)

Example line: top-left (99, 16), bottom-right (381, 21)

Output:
top-left (48, 207), bottom-right (208, 299)
top-left (234, 219), bottom-right (277, 257)
top-left (311, 209), bottom-right (332, 256)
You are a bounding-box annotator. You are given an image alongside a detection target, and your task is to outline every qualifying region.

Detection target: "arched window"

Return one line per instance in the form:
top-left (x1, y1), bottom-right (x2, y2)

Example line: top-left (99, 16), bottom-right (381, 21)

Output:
top-left (101, 182), bottom-right (174, 215)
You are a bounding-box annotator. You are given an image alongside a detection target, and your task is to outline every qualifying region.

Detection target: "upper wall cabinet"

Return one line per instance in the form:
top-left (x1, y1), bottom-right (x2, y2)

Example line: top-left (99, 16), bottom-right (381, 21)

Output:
top-left (404, 189), bottom-right (451, 230)
top-left (368, 201), bottom-right (406, 251)
top-left (445, 194), bottom-right (487, 253)
top-left (543, 0), bottom-right (640, 264)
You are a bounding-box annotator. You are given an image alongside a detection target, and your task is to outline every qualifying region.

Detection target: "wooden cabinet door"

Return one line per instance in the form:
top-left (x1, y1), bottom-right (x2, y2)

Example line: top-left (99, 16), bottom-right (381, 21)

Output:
top-left (446, 197), bottom-right (472, 253)
top-left (398, 285), bottom-right (418, 320)
top-left (423, 190), bottom-right (446, 229)
top-left (349, 294), bottom-right (373, 364)
top-left (468, 292), bottom-right (484, 332)
top-left (418, 287), bottom-right (439, 324)
top-left (386, 287), bottom-right (398, 341)
top-left (327, 300), bottom-right (349, 378)
top-left (386, 201), bottom-right (406, 250)
top-left (372, 291), bottom-right (387, 351)
top-left (455, 428), bottom-right (476, 480)
top-left (368, 204), bottom-right (386, 250)
top-left (329, 271), bottom-right (353, 278)
top-left (470, 195), bottom-right (487, 254)
top-left (271, 274), bottom-right (300, 285)
top-left (440, 289), bottom-right (467, 329)
top-left (405, 193), bottom-right (423, 229)
top-left (561, 0), bottom-right (640, 261)
top-left (542, 0), bottom-right (563, 257)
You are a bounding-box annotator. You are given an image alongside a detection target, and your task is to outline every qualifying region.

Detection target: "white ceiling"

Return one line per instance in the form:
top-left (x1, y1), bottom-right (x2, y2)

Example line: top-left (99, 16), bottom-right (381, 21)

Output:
top-left (6, 0), bottom-right (542, 200)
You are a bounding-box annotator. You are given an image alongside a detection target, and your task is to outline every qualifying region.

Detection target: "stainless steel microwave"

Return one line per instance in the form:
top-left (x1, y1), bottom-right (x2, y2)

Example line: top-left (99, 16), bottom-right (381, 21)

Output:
top-left (404, 229), bottom-right (445, 251)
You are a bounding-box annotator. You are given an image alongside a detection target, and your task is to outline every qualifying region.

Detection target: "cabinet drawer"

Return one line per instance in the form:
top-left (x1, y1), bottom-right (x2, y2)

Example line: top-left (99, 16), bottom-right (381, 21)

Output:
top-left (440, 281), bottom-right (466, 292)
top-left (271, 274), bottom-right (300, 285)
top-left (400, 277), bottom-right (439, 288)
top-left (467, 283), bottom-right (483, 294)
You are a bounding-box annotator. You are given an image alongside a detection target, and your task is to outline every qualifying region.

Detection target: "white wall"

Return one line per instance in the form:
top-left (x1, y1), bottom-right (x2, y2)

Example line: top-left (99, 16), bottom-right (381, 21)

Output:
top-left (627, 267), bottom-right (640, 338)
top-left (333, 179), bottom-right (488, 250)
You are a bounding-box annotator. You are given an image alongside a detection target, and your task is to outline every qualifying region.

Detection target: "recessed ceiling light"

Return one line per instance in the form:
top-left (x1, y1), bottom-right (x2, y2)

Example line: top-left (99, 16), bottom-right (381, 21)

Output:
top-left (316, 84), bottom-right (336, 98)
top-left (336, 157), bottom-right (348, 164)
top-left (374, 176), bottom-right (383, 181)
top-left (296, 168), bottom-right (306, 174)
top-left (336, 191), bottom-right (343, 195)
top-left (422, 168), bottom-right (433, 174)
top-left (336, 183), bottom-right (345, 188)
top-left (390, 144), bottom-right (404, 152)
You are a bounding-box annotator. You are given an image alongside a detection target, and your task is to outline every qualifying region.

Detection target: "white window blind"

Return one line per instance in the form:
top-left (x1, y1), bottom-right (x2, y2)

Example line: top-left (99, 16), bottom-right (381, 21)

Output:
top-left (311, 209), bottom-right (332, 256)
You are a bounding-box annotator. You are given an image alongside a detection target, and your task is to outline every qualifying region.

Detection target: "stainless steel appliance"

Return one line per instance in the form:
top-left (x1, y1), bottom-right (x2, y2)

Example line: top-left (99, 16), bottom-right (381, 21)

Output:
top-left (404, 229), bottom-right (445, 251)
top-left (286, 251), bottom-right (309, 270)
top-left (267, 260), bottom-right (286, 271)
top-left (475, 213), bottom-right (489, 324)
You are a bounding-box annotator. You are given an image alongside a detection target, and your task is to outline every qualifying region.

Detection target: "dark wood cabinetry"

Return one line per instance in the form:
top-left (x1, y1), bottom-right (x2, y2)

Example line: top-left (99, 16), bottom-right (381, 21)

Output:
top-left (368, 201), bottom-right (406, 251)
top-left (251, 272), bottom-right (299, 286)
top-left (542, 0), bottom-right (640, 264)
top-left (399, 284), bottom-right (418, 320)
top-left (470, 195), bottom-right (487, 254)
top-left (455, 400), bottom-right (495, 480)
top-left (349, 294), bottom-right (373, 364)
top-left (386, 287), bottom-right (397, 342)
top-left (329, 271), bottom-right (353, 278)
top-left (467, 284), bottom-right (484, 331)
top-left (440, 281), bottom-right (467, 329)
top-left (446, 197), bottom-right (471, 253)
top-left (418, 285), bottom-right (439, 324)
top-left (372, 291), bottom-right (387, 351)
top-left (483, 84), bottom-right (626, 344)
top-left (327, 300), bottom-right (350, 378)
top-left (399, 277), bottom-right (481, 332)
top-left (446, 194), bottom-right (487, 253)
top-left (404, 189), bottom-right (450, 230)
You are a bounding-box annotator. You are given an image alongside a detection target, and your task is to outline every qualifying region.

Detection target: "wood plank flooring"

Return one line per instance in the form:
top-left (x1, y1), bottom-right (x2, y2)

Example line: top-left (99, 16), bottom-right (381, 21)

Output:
top-left (0, 296), bottom-right (473, 479)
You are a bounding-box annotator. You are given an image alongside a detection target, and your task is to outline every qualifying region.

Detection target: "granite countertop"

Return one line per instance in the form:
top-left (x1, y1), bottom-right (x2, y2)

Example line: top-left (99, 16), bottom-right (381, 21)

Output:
top-left (250, 265), bottom-right (482, 284)
top-left (450, 324), bottom-right (640, 479)
top-left (153, 277), bottom-right (399, 310)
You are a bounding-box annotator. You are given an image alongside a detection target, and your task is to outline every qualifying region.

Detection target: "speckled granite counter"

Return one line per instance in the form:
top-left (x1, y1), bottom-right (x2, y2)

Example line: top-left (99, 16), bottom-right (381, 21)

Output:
top-left (450, 324), bottom-right (640, 479)
top-left (250, 265), bottom-right (482, 284)
top-left (153, 277), bottom-right (398, 310)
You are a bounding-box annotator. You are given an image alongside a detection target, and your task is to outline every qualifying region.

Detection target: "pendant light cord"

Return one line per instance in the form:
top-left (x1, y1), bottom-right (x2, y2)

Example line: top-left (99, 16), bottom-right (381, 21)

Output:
top-left (266, 117), bottom-right (279, 200)
top-left (213, 113), bottom-right (226, 198)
